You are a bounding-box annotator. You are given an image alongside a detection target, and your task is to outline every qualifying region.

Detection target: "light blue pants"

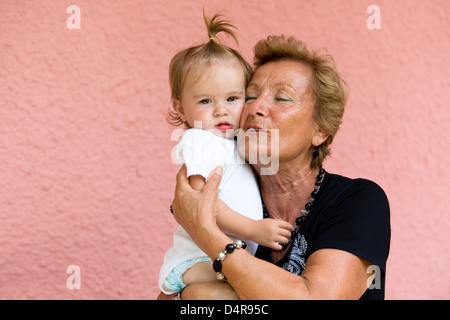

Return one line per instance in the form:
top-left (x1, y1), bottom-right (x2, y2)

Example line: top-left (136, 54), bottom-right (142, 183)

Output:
top-left (163, 257), bottom-right (211, 293)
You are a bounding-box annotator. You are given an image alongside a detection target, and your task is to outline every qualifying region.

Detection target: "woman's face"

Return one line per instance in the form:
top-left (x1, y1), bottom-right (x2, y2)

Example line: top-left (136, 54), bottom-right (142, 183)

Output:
top-left (238, 60), bottom-right (327, 173)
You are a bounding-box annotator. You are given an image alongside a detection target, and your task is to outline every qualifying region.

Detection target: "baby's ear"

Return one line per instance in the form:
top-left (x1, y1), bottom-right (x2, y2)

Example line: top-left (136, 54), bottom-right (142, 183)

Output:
top-left (173, 99), bottom-right (186, 122)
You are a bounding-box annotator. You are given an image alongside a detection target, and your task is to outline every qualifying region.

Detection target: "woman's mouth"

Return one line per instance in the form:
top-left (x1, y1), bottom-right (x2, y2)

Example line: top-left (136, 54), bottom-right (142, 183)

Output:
top-left (244, 124), bottom-right (266, 134)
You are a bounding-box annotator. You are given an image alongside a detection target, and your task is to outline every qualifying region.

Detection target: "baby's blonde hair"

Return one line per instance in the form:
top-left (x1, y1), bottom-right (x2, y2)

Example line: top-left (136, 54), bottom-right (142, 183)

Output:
top-left (167, 12), bottom-right (252, 127)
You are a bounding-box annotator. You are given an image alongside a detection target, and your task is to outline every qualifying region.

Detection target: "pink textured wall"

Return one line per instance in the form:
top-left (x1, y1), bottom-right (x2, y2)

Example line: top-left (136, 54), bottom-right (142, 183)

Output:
top-left (1, 0), bottom-right (449, 299)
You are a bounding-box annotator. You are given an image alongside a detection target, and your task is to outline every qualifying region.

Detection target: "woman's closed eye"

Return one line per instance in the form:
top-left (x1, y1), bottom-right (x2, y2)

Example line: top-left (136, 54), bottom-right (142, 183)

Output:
top-left (245, 96), bottom-right (257, 102)
top-left (275, 97), bottom-right (292, 102)
top-left (275, 92), bottom-right (293, 102)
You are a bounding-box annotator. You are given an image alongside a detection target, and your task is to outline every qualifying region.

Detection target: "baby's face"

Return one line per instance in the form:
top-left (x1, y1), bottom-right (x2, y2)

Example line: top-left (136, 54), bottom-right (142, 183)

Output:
top-left (176, 59), bottom-right (246, 139)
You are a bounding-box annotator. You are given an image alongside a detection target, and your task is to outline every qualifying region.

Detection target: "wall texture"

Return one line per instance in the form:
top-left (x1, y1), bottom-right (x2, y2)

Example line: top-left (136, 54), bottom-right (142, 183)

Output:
top-left (1, 0), bottom-right (449, 299)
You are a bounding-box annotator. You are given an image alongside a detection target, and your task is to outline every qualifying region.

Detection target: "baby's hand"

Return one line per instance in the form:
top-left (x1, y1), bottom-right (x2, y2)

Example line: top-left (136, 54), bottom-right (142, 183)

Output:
top-left (250, 218), bottom-right (294, 251)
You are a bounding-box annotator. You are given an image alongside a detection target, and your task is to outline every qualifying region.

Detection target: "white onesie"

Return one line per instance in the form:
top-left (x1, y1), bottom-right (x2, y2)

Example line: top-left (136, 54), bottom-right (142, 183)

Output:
top-left (158, 128), bottom-right (263, 294)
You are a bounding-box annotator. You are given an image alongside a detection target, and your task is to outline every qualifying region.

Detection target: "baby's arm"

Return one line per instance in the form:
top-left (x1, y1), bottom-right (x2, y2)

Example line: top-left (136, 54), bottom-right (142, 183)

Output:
top-left (189, 175), bottom-right (293, 251)
top-left (216, 200), bottom-right (293, 251)
top-left (188, 174), bottom-right (207, 191)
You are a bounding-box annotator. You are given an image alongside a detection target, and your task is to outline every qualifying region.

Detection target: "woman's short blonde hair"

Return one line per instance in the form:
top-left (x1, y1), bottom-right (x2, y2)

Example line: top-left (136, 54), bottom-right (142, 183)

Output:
top-left (167, 12), bottom-right (253, 127)
top-left (253, 35), bottom-right (348, 169)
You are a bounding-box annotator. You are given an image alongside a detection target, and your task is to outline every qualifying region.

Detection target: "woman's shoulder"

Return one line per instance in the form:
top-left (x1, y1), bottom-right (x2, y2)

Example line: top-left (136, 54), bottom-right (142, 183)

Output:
top-left (320, 172), bottom-right (390, 220)
top-left (324, 172), bottom-right (388, 201)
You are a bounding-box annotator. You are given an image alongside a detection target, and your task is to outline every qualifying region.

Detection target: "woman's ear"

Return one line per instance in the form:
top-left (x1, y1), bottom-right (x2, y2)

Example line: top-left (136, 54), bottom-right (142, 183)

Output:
top-left (173, 99), bottom-right (187, 122)
top-left (312, 127), bottom-right (329, 147)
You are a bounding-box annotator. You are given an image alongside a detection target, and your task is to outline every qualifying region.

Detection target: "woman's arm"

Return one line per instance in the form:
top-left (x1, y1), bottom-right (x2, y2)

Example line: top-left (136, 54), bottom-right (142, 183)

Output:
top-left (172, 166), bottom-right (371, 300)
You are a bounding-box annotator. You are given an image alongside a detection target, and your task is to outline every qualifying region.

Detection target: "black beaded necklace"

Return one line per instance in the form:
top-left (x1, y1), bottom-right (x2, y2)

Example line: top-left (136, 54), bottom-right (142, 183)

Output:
top-left (262, 167), bottom-right (325, 250)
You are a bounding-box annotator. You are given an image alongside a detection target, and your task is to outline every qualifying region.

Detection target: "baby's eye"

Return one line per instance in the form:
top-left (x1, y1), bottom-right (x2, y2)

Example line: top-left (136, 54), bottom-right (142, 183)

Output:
top-left (227, 96), bottom-right (239, 102)
top-left (199, 99), bottom-right (212, 104)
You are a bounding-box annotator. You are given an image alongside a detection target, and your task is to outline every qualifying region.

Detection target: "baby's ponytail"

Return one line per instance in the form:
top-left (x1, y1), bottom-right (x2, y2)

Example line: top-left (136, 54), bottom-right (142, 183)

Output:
top-left (203, 10), bottom-right (239, 46)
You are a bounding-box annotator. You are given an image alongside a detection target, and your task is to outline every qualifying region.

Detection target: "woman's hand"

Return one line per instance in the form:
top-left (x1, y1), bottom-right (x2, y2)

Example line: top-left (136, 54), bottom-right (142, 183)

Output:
top-left (171, 165), bottom-right (224, 249)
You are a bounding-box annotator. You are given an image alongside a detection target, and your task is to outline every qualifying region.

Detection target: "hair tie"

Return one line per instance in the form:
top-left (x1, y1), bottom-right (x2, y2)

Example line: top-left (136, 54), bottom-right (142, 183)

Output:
top-left (209, 37), bottom-right (214, 41)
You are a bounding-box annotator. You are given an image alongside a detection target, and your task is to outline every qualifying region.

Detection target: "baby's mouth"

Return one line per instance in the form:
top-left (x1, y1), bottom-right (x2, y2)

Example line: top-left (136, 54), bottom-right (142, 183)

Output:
top-left (215, 121), bottom-right (233, 131)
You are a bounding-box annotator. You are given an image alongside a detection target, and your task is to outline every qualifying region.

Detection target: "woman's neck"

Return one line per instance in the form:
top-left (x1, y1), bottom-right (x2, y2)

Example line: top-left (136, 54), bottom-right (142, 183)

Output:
top-left (258, 164), bottom-right (318, 227)
top-left (256, 163), bottom-right (320, 263)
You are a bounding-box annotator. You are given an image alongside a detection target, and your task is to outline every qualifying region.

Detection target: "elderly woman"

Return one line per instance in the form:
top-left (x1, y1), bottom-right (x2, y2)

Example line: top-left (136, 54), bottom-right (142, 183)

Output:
top-left (161, 35), bottom-right (390, 300)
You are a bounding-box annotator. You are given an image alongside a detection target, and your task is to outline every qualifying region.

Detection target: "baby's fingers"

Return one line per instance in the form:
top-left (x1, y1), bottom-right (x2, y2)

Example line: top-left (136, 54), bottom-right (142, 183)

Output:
top-left (276, 221), bottom-right (293, 239)
top-left (276, 228), bottom-right (291, 243)
top-left (267, 234), bottom-right (291, 251)
top-left (268, 241), bottom-right (284, 251)
top-left (278, 220), bottom-right (294, 231)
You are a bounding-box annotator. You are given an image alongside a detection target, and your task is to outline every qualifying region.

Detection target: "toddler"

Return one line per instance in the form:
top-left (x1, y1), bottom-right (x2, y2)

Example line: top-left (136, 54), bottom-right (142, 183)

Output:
top-left (159, 13), bottom-right (293, 295)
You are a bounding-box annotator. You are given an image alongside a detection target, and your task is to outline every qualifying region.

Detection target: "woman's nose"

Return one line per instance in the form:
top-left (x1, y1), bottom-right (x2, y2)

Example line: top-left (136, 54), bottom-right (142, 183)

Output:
top-left (246, 96), bottom-right (269, 118)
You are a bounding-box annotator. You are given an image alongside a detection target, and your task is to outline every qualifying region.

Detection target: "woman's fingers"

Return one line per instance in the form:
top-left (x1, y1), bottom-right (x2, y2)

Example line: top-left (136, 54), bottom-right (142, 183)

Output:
top-left (175, 164), bottom-right (190, 192)
top-left (202, 166), bottom-right (223, 195)
top-left (196, 167), bottom-right (223, 221)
